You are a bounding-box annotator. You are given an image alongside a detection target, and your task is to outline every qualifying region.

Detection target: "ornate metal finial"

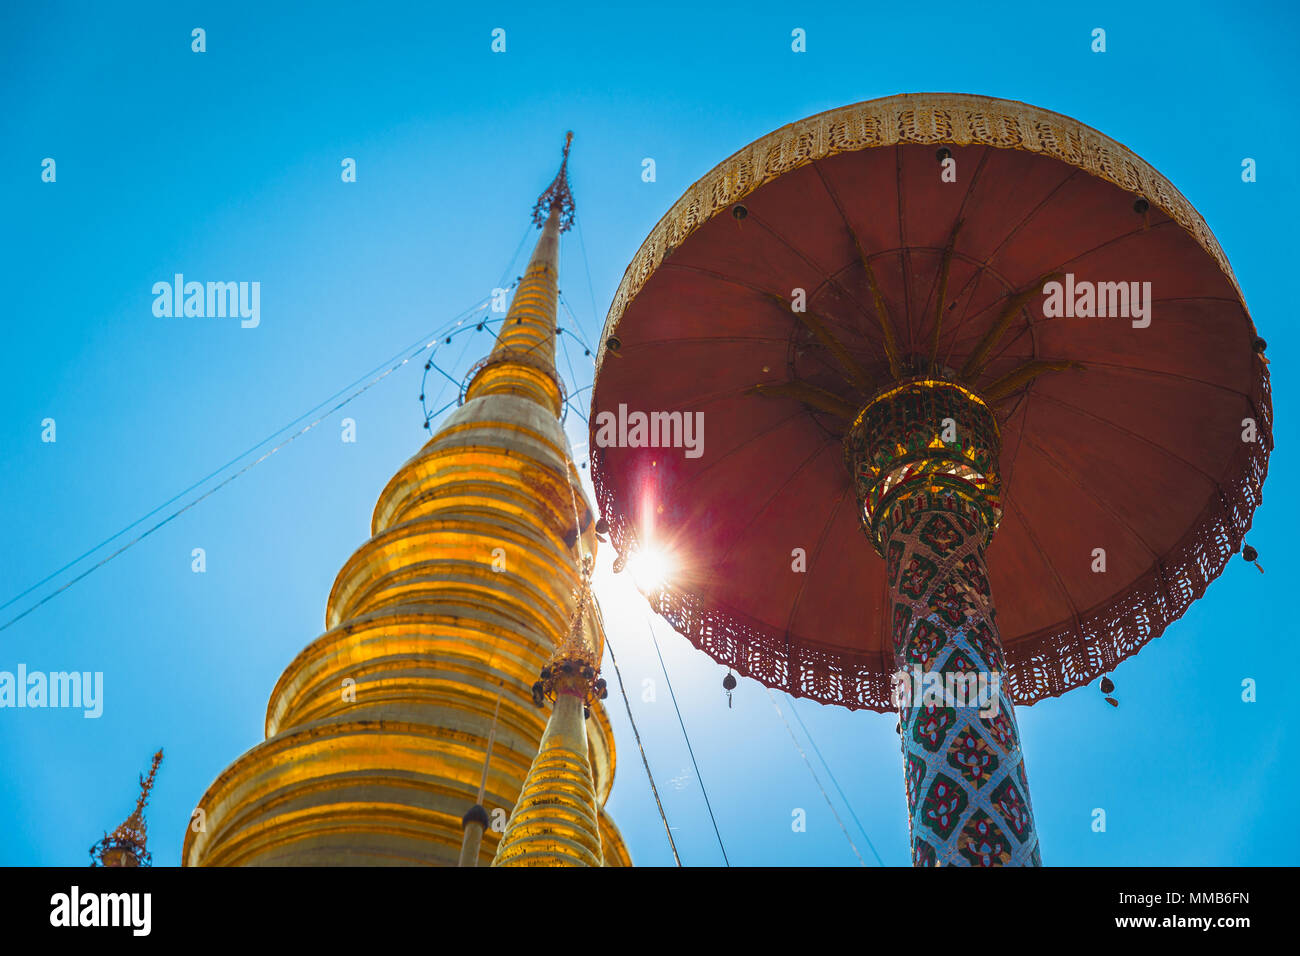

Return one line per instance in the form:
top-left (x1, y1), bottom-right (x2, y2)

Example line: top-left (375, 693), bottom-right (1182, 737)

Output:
top-left (531, 131), bottom-right (575, 233)
top-left (531, 554), bottom-right (607, 711)
top-left (90, 749), bottom-right (163, 867)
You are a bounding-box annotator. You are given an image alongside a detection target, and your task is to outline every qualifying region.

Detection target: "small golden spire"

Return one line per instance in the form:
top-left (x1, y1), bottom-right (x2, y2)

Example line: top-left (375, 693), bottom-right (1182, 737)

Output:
top-left (531, 131), bottom-right (575, 232)
top-left (90, 749), bottom-right (163, 867)
top-left (494, 555), bottom-right (608, 867)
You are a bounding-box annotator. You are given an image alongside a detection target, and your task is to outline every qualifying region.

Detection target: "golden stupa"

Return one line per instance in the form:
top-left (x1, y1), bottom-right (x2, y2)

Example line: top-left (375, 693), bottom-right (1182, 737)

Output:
top-left (181, 135), bottom-right (629, 866)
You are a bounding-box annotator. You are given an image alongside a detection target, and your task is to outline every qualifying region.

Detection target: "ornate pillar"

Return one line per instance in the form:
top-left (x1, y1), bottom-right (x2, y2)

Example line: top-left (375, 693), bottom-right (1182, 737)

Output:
top-left (846, 379), bottom-right (1041, 866)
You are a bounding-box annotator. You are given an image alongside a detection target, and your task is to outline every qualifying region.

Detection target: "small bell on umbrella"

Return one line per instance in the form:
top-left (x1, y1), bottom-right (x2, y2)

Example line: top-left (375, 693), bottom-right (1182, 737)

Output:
top-left (1253, 336), bottom-right (1269, 365)
top-left (1242, 544), bottom-right (1264, 573)
top-left (722, 671), bottom-right (737, 708)
top-left (1099, 675), bottom-right (1118, 706)
top-left (595, 517), bottom-right (610, 535)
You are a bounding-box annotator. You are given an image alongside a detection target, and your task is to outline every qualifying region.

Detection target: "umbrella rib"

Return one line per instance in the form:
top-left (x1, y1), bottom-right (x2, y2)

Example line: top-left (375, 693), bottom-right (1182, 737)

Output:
top-left (920, 147), bottom-right (989, 364)
top-left (983, 359), bottom-right (1083, 401)
top-left (928, 217), bottom-right (964, 364)
top-left (959, 272), bottom-right (1063, 382)
top-left (995, 391), bottom-right (1032, 502)
top-left (1017, 433), bottom-right (1161, 559)
top-left (1052, 359), bottom-right (1258, 401)
top-left (758, 291), bottom-right (873, 393)
top-left (748, 381), bottom-right (859, 420)
top-left (975, 219), bottom-right (1184, 376)
top-left (710, 440), bottom-right (836, 576)
top-left (1027, 390), bottom-right (1225, 485)
top-left (747, 212), bottom-right (886, 379)
top-left (895, 146), bottom-right (914, 357)
top-left (940, 168), bottom-right (1082, 370)
top-left (950, 202), bottom-right (1183, 378)
top-left (810, 159), bottom-right (898, 339)
top-left (671, 407), bottom-right (809, 498)
top-left (811, 159), bottom-right (905, 378)
top-left (659, 261), bottom-right (866, 341)
top-left (1003, 495), bottom-right (1080, 624)
top-left (783, 483), bottom-right (855, 641)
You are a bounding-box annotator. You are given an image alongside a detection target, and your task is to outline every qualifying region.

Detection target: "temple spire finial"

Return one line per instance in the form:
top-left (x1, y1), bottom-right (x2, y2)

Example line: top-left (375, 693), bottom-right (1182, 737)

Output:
top-left (91, 748), bottom-right (163, 867)
top-left (532, 131), bottom-right (575, 232)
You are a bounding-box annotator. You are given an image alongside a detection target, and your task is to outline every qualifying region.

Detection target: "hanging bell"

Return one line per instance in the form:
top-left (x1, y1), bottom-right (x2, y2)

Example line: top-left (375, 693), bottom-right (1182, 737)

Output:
top-left (1242, 544), bottom-right (1264, 573)
top-left (722, 671), bottom-right (737, 708)
top-left (1100, 676), bottom-right (1114, 694)
top-left (595, 517), bottom-right (610, 536)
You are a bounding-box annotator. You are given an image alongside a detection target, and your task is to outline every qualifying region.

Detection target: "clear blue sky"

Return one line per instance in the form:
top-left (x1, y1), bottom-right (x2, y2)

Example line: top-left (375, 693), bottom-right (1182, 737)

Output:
top-left (1, 1), bottom-right (1295, 866)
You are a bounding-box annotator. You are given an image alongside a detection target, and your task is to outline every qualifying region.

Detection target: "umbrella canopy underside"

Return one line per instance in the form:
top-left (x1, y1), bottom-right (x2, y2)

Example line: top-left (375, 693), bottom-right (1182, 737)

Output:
top-left (591, 94), bottom-right (1271, 712)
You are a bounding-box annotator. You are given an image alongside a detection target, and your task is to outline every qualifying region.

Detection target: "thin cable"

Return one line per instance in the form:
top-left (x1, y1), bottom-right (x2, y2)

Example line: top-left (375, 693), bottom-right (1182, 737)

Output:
top-left (765, 687), bottom-right (867, 867)
top-left (558, 294), bottom-right (596, 353)
top-left (573, 213), bottom-right (603, 343)
top-left (1, 303), bottom-right (487, 617)
top-left (421, 324), bottom-right (482, 414)
top-left (604, 631), bottom-right (681, 866)
top-left (785, 695), bottom-right (887, 866)
top-left (0, 340), bottom-right (433, 634)
top-left (645, 618), bottom-right (730, 866)
top-left (498, 222), bottom-right (534, 290)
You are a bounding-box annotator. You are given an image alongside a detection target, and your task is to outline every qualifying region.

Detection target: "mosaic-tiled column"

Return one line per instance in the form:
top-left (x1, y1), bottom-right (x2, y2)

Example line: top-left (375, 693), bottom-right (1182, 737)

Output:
top-left (846, 379), bottom-right (1041, 867)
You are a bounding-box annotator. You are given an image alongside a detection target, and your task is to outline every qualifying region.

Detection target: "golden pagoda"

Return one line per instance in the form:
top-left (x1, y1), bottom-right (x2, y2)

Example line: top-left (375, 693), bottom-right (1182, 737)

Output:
top-left (183, 135), bottom-right (629, 867)
top-left (92, 749), bottom-right (164, 867)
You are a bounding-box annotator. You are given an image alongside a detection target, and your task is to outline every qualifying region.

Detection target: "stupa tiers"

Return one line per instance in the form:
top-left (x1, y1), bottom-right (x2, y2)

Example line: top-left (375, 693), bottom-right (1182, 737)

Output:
top-left (590, 94), bottom-right (1270, 865)
top-left (184, 135), bottom-right (629, 867)
top-left (92, 749), bottom-right (163, 867)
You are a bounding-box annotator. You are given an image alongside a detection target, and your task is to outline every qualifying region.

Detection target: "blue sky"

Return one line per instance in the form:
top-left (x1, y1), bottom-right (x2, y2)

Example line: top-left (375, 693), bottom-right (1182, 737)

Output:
top-left (1, 1), bottom-right (1296, 866)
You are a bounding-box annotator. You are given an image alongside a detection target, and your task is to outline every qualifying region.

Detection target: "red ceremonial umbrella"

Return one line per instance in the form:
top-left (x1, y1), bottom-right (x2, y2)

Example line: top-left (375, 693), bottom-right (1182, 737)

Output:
top-left (589, 94), bottom-right (1269, 866)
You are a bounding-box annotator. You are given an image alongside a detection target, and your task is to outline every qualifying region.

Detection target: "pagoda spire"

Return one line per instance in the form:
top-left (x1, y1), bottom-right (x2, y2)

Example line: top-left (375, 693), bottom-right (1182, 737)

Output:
top-left (91, 749), bottom-right (163, 867)
top-left (466, 132), bottom-right (575, 416)
top-left (183, 133), bottom-right (630, 867)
